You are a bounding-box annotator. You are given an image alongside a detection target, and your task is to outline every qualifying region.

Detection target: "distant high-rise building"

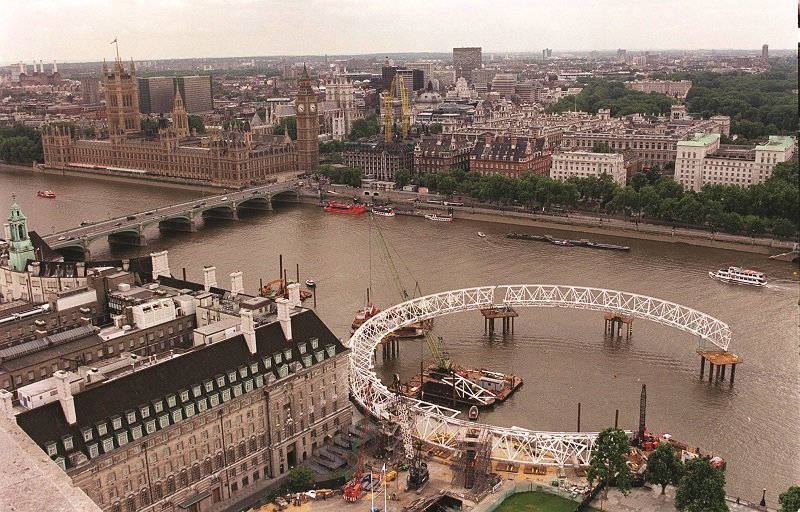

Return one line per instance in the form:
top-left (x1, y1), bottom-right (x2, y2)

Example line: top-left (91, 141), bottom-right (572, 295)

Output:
top-left (138, 76), bottom-right (213, 114)
top-left (405, 61), bottom-right (435, 87)
top-left (381, 60), bottom-right (397, 91)
top-left (491, 73), bottom-right (517, 98)
top-left (761, 44), bottom-right (769, 61)
top-left (80, 75), bottom-right (100, 105)
top-left (616, 49), bottom-right (627, 63)
top-left (542, 48), bottom-right (552, 60)
top-left (453, 47), bottom-right (482, 82)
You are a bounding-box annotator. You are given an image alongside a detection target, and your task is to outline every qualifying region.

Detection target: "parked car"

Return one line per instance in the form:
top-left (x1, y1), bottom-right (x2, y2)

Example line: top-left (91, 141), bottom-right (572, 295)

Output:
top-left (126, 215), bottom-right (136, 220)
top-left (114, 222), bottom-right (122, 226)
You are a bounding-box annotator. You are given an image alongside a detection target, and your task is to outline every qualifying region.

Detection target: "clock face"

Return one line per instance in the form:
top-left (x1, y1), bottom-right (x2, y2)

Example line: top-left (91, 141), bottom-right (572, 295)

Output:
top-left (297, 104), bottom-right (305, 113)
top-left (310, 104), bottom-right (316, 112)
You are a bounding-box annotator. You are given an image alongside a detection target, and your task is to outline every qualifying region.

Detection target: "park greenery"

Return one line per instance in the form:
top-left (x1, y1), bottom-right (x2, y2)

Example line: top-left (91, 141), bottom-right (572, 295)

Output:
top-left (779, 486), bottom-right (800, 512)
top-left (645, 443), bottom-right (684, 495)
top-left (547, 79), bottom-right (676, 116)
top-left (285, 465), bottom-right (316, 492)
top-left (587, 428), bottom-right (633, 499)
top-left (188, 115), bottom-right (206, 135)
top-left (348, 115), bottom-right (381, 140)
top-left (674, 458), bottom-right (728, 512)
top-left (0, 123), bottom-right (43, 164)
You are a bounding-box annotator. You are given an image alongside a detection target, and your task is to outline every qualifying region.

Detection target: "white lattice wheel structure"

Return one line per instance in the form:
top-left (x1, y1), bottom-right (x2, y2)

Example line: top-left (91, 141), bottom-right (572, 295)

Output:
top-left (348, 285), bottom-right (732, 467)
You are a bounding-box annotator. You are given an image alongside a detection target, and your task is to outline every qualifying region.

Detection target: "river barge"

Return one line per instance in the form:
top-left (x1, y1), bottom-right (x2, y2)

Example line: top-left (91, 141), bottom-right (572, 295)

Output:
top-left (506, 232), bottom-right (630, 251)
top-left (400, 364), bottom-right (523, 409)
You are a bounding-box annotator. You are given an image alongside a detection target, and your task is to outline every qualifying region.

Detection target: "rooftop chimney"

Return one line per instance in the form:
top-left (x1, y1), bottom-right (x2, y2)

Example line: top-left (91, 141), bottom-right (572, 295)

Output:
top-left (53, 371), bottom-right (77, 425)
top-left (150, 250), bottom-right (171, 280)
top-left (276, 298), bottom-right (293, 342)
top-left (287, 282), bottom-right (301, 308)
top-left (241, 309), bottom-right (256, 354)
top-left (0, 389), bottom-right (14, 417)
top-left (53, 60), bottom-right (58, 73)
top-left (230, 271), bottom-right (244, 297)
top-left (203, 266), bottom-right (217, 291)
top-left (40, 60), bottom-right (44, 73)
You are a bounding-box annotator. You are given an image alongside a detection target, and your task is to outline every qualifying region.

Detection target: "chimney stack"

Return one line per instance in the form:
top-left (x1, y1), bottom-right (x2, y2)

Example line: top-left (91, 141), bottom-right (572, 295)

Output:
top-left (150, 251), bottom-right (171, 280)
top-left (40, 60), bottom-right (44, 73)
top-left (54, 371), bottom-right (77, 425)
top-left (53, 60), bottom-right (58, 73)
top-left (203, 266), bottom-right (217, 291)
top-left (276, 298), bottom-right (293, 342)
top-left (241, 309), bottom-right (256, 354)
top-left (287, 282), bottom-right (301, 308)
top-left (230, 271), bottom-right (244, 297)
top-left (0, 389), bottom-right (14, 417)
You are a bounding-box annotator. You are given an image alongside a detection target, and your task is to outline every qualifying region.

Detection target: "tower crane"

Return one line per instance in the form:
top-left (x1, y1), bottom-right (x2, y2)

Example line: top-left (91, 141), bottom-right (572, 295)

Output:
top-left (383, 74), bottom-right (410, 141)
top-left (370, 213), bottom-right (451, 370)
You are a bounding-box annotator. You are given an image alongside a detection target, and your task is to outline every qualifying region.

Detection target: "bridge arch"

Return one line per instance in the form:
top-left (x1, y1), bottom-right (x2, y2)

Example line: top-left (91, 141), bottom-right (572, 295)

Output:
top-left (349, 285), bottom-right (732, 467)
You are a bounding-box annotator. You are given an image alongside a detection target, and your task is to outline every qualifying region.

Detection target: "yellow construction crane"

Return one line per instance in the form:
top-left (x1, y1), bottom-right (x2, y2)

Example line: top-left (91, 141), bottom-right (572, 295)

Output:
top-left (383, 74), bottom-right (410, 141)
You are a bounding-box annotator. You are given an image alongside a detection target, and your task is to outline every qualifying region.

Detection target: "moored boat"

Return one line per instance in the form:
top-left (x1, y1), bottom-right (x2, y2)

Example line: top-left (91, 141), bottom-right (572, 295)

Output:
top-left (477, 232), bottom-right (486, 238)
top-left (37, 190), bottom-right (56, 198)
top-left (352, 304), bottom-right (381, 330)
top-left (324, 200), bottom-right (366, 214)
top-left (305, 278), bottom-right (316, 288)
top-left (424, 213), bottom-right (452, 222)
top-left (371, 205), bottom-right (395, 217)
top-left (708, 266), bottom-right (767, 286)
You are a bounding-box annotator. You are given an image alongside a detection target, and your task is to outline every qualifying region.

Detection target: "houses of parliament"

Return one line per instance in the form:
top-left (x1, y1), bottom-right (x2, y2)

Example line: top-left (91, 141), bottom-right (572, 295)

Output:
top-left (42, 58), bottom-right (320, 188)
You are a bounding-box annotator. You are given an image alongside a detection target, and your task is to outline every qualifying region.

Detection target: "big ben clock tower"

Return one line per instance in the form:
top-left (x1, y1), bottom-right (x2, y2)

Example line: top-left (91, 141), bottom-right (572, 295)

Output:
top-left (295, 64), bottom-right (319, 173)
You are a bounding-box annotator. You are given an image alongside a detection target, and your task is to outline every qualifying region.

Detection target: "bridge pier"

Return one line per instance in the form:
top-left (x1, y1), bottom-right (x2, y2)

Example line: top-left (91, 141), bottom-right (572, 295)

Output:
top-left (480, 305), bottom-right (518, 335)
top-left (604, 314), bottom-right (633, 338)
top-left (108, 231), bottom-right (146, 247)
top-left (698, 350), bottom-right (742, 385)
top-left (202, 207), bottom-right (239, 221)
top-left (158, 218), bottom-right (197, 232)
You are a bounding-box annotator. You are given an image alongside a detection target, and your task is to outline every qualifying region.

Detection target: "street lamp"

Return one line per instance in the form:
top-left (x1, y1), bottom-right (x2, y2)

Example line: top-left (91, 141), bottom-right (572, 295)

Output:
top-left (759, 488), bottom-right (766, 507)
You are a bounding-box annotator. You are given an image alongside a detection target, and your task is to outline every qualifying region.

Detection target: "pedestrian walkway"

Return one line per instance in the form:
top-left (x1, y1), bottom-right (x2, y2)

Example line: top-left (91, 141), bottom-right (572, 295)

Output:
top-left (590, 485), bottom-right (775, 512)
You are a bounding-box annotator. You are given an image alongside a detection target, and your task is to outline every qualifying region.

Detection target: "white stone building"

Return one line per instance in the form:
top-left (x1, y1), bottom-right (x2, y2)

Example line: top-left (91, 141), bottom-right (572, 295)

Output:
top-left (675, 134), bottom-right (795, 190)
top-left (550, 151), bottom-right (627, 185)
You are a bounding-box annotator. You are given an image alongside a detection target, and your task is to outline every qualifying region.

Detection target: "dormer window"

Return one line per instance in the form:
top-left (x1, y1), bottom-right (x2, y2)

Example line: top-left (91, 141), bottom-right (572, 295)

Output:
top-left (197, 398), bottom-right (208, 412)
top-left (101, 437), bottom-right (114, 453)
top-left (273, 352), bottom-right (282, 364)
top-left (139, 405), bottom-right (150, 419)
top-left (209, 393), bottom-right (220, 407)
top-left (116, 431), bottom-right (129, 447)
top-left (192, 385), bottom-right (202, 398)
top-left (215, 375), bottom-right (226, 388)
top-left (152, 400), bottom-right (164, 414)
top-left (96, 421), bottom-right (108, 437)
top-left (238, 366), bottom-right (248, 378)
top-left (310, 337), bottom-right (319, 349)
top-left (254, 375), bottom-right (264, 388)
top-left (158, 414), bottom-right (170, 429)
top-left (325, 345), bottom-right (336, 358)
top-left (232, 383), bottom-right (243, 397)
top-left (166, 394), bottom-right (177, 408)
top-left (179, 390), bottom-right (190, 403)
top-left (203, 380), bottom-right (214, 393)
top-left (81, 427), bottom-right (93, 443)
top-left (315, 350), bottom-right (324, 363)
top-left (221, 389), bottom-right (231, 402)
top-left (125, 411), bottom-right (137, 425)
top-left (144, 419), bottom-right (157, 435)
top-left (302, 355), bottom-right (312, 368)
top-left (277, 364), bottom-right (288, 379)
top-left (299, 344), bottom-right (307, 355)
top-left (171, 409), bottom-right (183, 423)
top-left (227, 370), bottom-right (237, 383)
top-left (45, 441), bottom-right (58, 457)
top-left (131, 425), bottom-right (143, 440)
top-left (283, 349), bottom-right (292, 361)
top-left (184, 403), bottom-right (196, 418)
top-left (263, 357), bottom-right (272, 369)
top-left (249, 362), bottom-right (258, 374)
top-left (87, 443), bottom-right (100, 459)
top-left (244, 379), bottom-right (254, 393)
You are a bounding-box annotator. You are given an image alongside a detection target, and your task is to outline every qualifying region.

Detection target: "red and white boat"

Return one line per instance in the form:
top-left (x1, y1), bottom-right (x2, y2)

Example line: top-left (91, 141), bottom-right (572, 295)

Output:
top-left (324, 200), bottom-right (366, 214)
top-left (37, 190), bottom-right (56, 198)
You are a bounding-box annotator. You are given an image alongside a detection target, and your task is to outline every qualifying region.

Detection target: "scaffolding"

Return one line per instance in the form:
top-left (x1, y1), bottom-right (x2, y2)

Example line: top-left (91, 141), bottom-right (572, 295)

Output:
top-left (451, 427), bottom-right (492, 493)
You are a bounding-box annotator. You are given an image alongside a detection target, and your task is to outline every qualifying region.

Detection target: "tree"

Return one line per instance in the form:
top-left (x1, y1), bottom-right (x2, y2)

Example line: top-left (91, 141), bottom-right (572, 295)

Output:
top-left (286, 465), bottom-right (315, 492)
top-left (188, 115), bottom-right (206, 135)
top-left (628, 172), bottom-right (648, 191)
top-left (587, 428), bottom-right (633, 500)
top-left (770, 217), bottom-right (797, 239)
top-left (349, 115), bottom-right (380, 139)
top-left (645, 443), bottom-right (683, 494)
top-left (429, 123), bottom-right (443, 134)
top-left (273, 116), bottom-right (297, 140)
top-left (593, 142), bottom-right (613, 153)
top-left (394, 169), bottom-right (411, 188)
top-left (779, 486), bottom-right (800, 512)
top-left (141, 118), bottom-right (159, 135)
top-left (674, 457), bottom-right (728, 512)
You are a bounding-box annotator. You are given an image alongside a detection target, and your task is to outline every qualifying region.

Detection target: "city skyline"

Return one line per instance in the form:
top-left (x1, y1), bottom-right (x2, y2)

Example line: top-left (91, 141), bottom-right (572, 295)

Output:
top-left (0, 0), bottom-right (796, 63)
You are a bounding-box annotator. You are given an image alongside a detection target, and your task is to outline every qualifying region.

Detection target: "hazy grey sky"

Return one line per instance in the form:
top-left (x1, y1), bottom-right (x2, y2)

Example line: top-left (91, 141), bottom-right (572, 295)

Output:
top-left (1, 0), bottom-right (796, 63)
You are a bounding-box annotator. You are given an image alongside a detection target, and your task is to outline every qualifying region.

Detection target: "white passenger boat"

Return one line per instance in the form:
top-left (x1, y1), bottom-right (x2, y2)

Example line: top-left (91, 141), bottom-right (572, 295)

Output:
top-left (424, 213), bottom-right (453, 222)
top-left (708, 266), bottom-right (767, 286)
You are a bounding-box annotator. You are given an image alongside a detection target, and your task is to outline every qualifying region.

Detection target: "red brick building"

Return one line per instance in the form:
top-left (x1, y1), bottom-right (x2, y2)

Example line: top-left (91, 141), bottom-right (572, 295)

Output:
top-left (413, 135), bottom-right (473, 174)
top-left (469, 134), bottom-right (551, 178)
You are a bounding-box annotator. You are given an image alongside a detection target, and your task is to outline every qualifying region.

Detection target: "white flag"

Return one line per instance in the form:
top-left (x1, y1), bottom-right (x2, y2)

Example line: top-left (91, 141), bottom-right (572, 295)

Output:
top-left (381, 463), bottom-right (386, 473)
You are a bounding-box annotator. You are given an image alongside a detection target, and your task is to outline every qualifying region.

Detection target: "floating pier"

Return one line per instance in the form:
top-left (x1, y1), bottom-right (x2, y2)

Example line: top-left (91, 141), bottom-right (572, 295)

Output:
top-left (481, 305), bottom-right (518, 335)
top-left (698, 350), bottom-right (742, 385)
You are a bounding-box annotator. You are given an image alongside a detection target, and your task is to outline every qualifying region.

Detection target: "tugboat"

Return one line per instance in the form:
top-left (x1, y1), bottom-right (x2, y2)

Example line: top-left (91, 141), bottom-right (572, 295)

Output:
top-left (37, 190), bottom-right (56, 198)
top-left (371, 205), bottom-right (395, 217)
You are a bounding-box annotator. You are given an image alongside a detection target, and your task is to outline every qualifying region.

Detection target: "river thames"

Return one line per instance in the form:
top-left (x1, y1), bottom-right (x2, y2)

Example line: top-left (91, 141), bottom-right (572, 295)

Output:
top-left (2, 168), bottom-right (799, 506)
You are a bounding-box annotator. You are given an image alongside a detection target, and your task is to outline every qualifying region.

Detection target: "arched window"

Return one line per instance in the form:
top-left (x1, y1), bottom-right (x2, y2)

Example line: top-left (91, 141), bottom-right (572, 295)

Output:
top-left (191, 464), bottom-right (201, 482)
top-left (125, 495), bottom-right (136, 512)
top-left (237, 442), bottom-right (246, 459)
top-left (139, 488), bottom-right (150, 506)
top-left (166, 476), bottom-right (175, 494)
top-left (204, 458), bottom-right (213, 476)
top-left (227, 446), bottom-right (236, 464)
top-left (153, 482), bottom-right (163, 500)
top-left (111, 502), bottom-right (121, 512)
top-left (179, 469), bottom-right (189, 488)
top-left (249, 436), bottom-right (257, 453)
top-left (215, 452), bottom-right (224, 470)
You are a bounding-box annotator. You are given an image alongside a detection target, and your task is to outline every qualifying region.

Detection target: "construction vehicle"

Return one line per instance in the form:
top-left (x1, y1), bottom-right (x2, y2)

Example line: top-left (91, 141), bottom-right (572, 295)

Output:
top-left (343, 420), bottom-right (371, 502)
top-left (383, 74), bottom-right (410, 141)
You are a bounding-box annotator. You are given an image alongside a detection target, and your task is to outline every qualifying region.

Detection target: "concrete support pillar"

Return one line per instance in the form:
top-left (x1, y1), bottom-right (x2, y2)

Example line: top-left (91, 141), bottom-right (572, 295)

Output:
top-left (720, 364), bottom-right (726, 381)
top-left (729, 364), bottom-right (736, 385)
top-left (700, 357), bottom-right (706, 379)
top-left (708, 363), bottom-right (714, 382)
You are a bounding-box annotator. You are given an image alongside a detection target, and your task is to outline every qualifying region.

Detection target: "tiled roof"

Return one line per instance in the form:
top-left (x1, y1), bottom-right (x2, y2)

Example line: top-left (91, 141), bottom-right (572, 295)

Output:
top-left (471, 136), bottom-right (540, 161)
top-left (16, 309), bottom-right (346, 469)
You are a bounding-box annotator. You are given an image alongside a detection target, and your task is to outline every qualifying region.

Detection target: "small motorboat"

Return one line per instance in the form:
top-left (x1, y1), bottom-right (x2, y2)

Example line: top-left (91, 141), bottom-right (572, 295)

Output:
top-left (37, 190), bottom-right (56, 198)
top-left (468, 405), bottom-right (480, 420)
top-left (305, 278), bottom-right (316, 288)
top-left (477, 232), bottom-right (486, 238)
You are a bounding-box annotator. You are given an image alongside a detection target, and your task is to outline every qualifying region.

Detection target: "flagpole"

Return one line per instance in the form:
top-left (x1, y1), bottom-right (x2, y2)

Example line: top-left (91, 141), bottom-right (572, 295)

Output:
top-left (383, 464), bottom-right (387, 512)
top-left (371, 469), bottom-right (375, 511)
